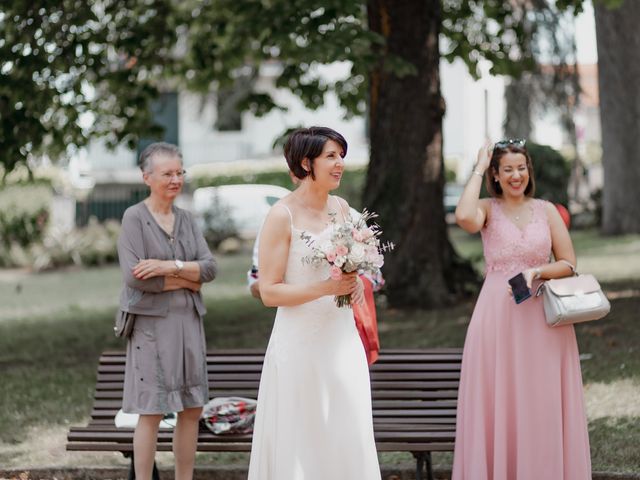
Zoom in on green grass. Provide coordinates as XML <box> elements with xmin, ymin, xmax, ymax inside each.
<box><xmin>1</xmin><ymin>228</ymin><xmax>640</xmax><ymax>471</ymax></box>
<box><xmin>589</xmin><ymin>417</ymin><xmax>640</xmax><ymax>473</ymax></box>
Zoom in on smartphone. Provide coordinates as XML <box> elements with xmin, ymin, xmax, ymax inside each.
<box><xmin>508</xmin><ymin>272</ymin><xmax>531</xmax><ymax>304</ymax></box>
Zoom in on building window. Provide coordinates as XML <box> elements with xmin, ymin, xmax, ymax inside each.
<box><xmin>137</xmin><ymin>91</ymin><xmax>179</xmax><ymax>158</ymax></box>
<box><xmin>215</xmin><ymin>74</ymin><xmax>254</xmax><ymax>132</ymax></box>
<box><xmin>215</xmin><ymin>87</ymin><xmax>243</xmax><ymax>132</ymax></box>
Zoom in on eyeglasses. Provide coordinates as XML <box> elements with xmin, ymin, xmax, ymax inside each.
<box><xmin>494</xmin><ymin>138</ymin><xmax>526</xmax><ymax>149</ymax></box>
<box><xmin>156</xmin><ymin>170</ymin><xmax>187</xmax><ymax>181</ymax></box>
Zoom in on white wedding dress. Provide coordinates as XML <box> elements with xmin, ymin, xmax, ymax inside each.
<box><xmin>248</xmin><ymin>202</ymin><xmax>381</xmax><ymax>480</ymax></box>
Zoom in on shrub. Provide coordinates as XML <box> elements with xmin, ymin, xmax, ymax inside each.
<box><xmin>79</xmin><ymin>219</ymin><xmax>121</xmax><ymax>266</ymax></box>
<box><xmin>0</xmin><ymin>242</ymin><xmax>32</xmax><ymax>268</ymax></box>
<box><xmin>0</xmin><ymin>217</ymin><xmax>120</xmax><ymax>271</ymax></box>
<box><xmin>30</xmin><ymin>218</ymin><xmax>120</xmax><ymax>271</ymax></box>
<box><xmin>0</xmin><ymin>184</ymin><xmax>52</xmax><ymax>248</ymax></box>
<box><xmin>528</xmin><ymin>143</ymin><xmax>571</xmax><ymax>206</ymax></box>
<box><xmin>201</xmin><ymin>193</ymin><xmax>239</xmax><ymax>249</ymax></box>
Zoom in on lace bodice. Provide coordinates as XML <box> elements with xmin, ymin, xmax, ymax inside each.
<box><xmin>481</xmin><ymin>198</ymin><xmax>551</xmax><ymax>275</ymax></box>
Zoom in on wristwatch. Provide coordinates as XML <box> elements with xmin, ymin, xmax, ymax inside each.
<box><xmin>174</xmin><ymin>259</ymin><xmax>184</xmax><ymax>276</ymax></box>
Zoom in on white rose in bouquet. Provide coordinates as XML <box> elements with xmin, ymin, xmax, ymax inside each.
<box><xmin>348</xmin><ymin>243</ymin><xmax>366</xmax><ymax>265</ymax></box>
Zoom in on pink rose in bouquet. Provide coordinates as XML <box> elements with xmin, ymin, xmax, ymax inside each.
<box><xmin>329</xmin><ymin>265</ymin><xmax>343</xmax><ymax>280</ymax></box>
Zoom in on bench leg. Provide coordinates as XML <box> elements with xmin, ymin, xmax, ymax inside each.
<box><xmin>413</xmin><ymin>452</ymin><xmax>434</xmax><ymax>480</ymax></box>
<box><xmin>425</xmin><ymin>452</ymin><xmax>434</xmax><ymax>480</ymax></box>
<box><xmin>126</xmin><ymin>452</ymin><xmax>160</xmax><ymax>480</ymax></box>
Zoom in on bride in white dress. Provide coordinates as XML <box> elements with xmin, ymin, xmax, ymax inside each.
<box><xmin>247</xmin><ymin>127</ymin><xmax>381</xmax><ymax>480</ymax></box>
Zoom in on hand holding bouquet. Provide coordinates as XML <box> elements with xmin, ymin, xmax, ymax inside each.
<box><xmin>303</xmin><ymin>210</ymin><xmax>393</xmax><ymax>308</ymax></box>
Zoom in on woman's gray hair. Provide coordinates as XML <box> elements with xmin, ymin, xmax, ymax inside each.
<box><xmin>138</xmin><ymin>142</ymin><xmax>183</xmax><ymax>173</ymax></box>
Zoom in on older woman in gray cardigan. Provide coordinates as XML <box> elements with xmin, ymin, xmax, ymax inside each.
<box><xmin>117</xmin><ymin>142</ymin><xmax>216</xmax><ymax>480</ymax></box>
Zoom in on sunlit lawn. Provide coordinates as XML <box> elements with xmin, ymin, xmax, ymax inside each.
<box><xmin>1</xmin><ymin>228</ymin><xmax>639</xmax><ymax>472</ymax></box>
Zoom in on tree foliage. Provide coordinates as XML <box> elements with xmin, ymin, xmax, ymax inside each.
<box><xmin>2</xmin><ymin>0</ymin><xmax>587</xmax><ymax>177</ymax></box>
<box><xmin>0</xmin><ymin>0</ymin><xmax>177</xmax><ymax>179</ymax></box>
<box><xmin>529</xmin><ymin>143</ymin><xmax>571</xmax><ymax>206</ymax></box>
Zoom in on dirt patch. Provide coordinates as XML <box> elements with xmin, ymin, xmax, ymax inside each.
<box><xmin>585</xmin><ymin>379</ymin><xmax>640</xmax><ymax>419</ymax></box>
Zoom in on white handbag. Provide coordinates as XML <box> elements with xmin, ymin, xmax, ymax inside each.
<box><xmin>536</xmin><ymin>261</ymin><xmax>611</xmax><ymax>327</ymax></box>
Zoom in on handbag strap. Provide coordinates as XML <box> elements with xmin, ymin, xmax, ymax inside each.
<box><xmin>558</xmin><ymin>259</ymin><xmax>577</xmax><ymax>276</ymax></box>
<box><xmin>534</xmin><ymin>259</ymin><xmax>578</xmax><ymax>298</ymax></box>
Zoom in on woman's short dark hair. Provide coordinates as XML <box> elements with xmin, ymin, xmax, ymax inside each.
<box><xmin>284</xmin><ymin>127</ymin><xmax>348</xmax><ymax>180</ymax></box>
<box><xmin>485</xmin><ymin>144</ymin><xmax>536</xmax><ymax>198</ymax></box>
<box><xmin>139</xmin><ymin>142</ymin><xmax>182</xmax><ymax>173</ymax></box>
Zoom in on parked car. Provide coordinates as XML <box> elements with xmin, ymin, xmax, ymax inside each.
<box><xmin>192</xmin><ymin>184</ymin><xmax>291</xmax><ymax>242</ymax></box>
<box><xmin>193</xmin><ymin>182</ymin><xmax>464</xmax><ymax>243</ymax></box>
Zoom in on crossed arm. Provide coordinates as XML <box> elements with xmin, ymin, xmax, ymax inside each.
<box><xmin>118</xmin><ymin>212</ymin><xmax>217</xmax><ymax>293</ymax></box>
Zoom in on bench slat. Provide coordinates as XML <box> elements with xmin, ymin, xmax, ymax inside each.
<box><xmin>96</xmin><ymin>372</ymin><xmax>461</xmax><ymax>382</ymax></box>
<box><xmin>98</xmin><ymin>362</ymin><xmax>463</xmax><ymax>373</ymax></box>
<box><xmin>91</xmin><ymin>399</ymin><xmax>458</xmax><ymax>410</ymax></box>
<box><xmin>93</xmin><ymin>390</ymin><xmax>459</xmax><ymax>401</ymax></box>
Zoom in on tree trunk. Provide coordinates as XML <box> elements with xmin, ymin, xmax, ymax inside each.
<box><xmin>594</xmin><ymin>0</ymin><xmax>640</xmax><ymax>234</ymax></box>
<box><xmin>504</xmin><ymin>73</ymin><xmax>534</xmax><ymax>139</ymax></box>
<box><xmin>364</xmin><ymin>0</ymin><xmax>477</xmax><ymax>309</ymax></box>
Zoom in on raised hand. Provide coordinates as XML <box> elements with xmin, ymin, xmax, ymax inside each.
<box><xmin>475</xmin><ymin>139</ymin><xmax>493</xmax><ymax>173</ymax></box>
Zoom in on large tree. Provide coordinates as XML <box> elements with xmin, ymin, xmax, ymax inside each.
<box><xmin>365</xmin><ymin>0</ymin><xmax>454</xmax><ymax>305</ymax></box>
<box><xmin>1</xmin><ymin>0</ymin><xmax>585</xmax><ymax>307</ymax></box>
<box><xmin>364</xmin><ymin>0</ymin><xmax>475</xmax><ymax>305</ymax></box>
<box><xmin>594</xmin><ymin>0</ymin><xmax>640</xmax><ymax>234</ymax></box>
<box><xmin>176</xmin><ymin>0</ymin><xmax>561</xmax><ymax>308</ymax></box>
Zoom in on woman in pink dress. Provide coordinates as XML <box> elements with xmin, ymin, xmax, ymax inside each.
<box><xmin>452</xmin><ymin>139</ymin><xmax>591</xmax><ymax>479</ymax></box>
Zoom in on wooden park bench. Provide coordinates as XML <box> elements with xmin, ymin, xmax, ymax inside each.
<box><xmin>67</xmin><ymin>348</ymin><xmax>462</xmax><ymax>480</ymax></box>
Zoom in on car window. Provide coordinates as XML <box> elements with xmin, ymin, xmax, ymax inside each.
<box><xmin>266</xmin><ymin>195</ymin><xmax>280</xmax><ymax>206</ymax></box>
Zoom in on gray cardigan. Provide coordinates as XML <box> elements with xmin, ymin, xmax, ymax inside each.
<box><xmin>117</xmin><ymin>202</ymin><xmax>217</xmax><ymax>316</ymax></box>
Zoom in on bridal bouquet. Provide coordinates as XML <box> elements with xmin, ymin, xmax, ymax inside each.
<box><xmin>302</xmin><ymin>210</ymin><xmax>394</xmax><ymax>308</ymax></box>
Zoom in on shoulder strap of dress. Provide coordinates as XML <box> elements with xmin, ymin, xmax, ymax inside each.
<box><xmin>276</xmin><ymin>203</ymin><xmax>294</xmax><ymax>227</ymax></box>
<box><xmin>332</xmin><ymin>195</ymin><xmax>348</xmax><ymax>221</ymax></box>
<box><xmin>535</xmin><ymin>198</ymin><xmax>550</xmax><ymax>224</ymax></box>
<box><xmin>484</xmin><ymin>198</ymin><xmax>498</xmax><ymax>227</ymax></box>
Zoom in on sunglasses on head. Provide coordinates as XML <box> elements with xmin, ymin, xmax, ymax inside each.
<box><xmin>493</xmin><ymin>138</ymin><xmax>526</xmax><ymax>149</ymax></box>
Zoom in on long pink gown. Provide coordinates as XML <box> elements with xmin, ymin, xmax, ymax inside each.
<box><xmin>452</xmin><ymin>198</ymin><xmax>591</xmax><ymax>480</ymax></box>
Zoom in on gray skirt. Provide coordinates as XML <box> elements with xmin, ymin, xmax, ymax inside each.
<box><xmin>122</xmin><ymin>289</ymin><xmax>209</xmax><ymax>414</ymax></box>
